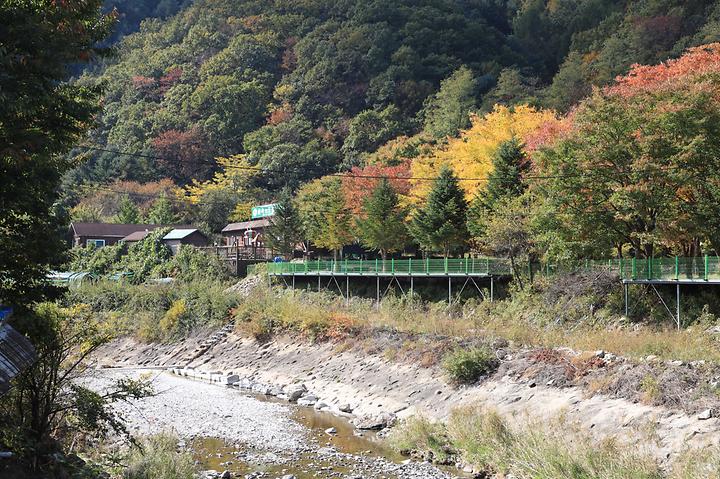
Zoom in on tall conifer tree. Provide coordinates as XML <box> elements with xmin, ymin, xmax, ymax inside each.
<box><xmin>356</xmin><ymin>179</ymin><xmax>408</xmax><ymax>261</ymax></box>
<box><xmin>266</xmin><ymin>188</ymin><xmax>304</xmax><ymax>259</ymax></box>
<box><xmin>409</xmin><ymin>166</ymin><xmax>468</xmax><ymax>257</ymax></box>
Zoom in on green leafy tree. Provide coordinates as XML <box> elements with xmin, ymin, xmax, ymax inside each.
<box><xmin>477</xmin><ymin>194</ymin><xmax>537</xmax><ymax>289</ymax></box>
<box><xmin>1</xmin><ymin>303</ymin><xmax>152</xmax><ymax>465</ymax></box>
<box><xmin>409</xmin><ymin>166</ymin><xmax>468</xmax><ymax>257</ymax></box>
<box><xmin>481</xmin><ymin>68</ymin><xmax>539</xmax><ymax>111</ymax></box>
<box><xmin>0</xmin><ymin>0</ymin><xmax>113</xmax><ymax>307</ymax></box>
<box><xmin>114</xmin><ymin>195</ymin><xmax>141</xmax><ymax>224</ymax></box>
<box><xmin>147</xmin><ymin>193</ymin><xmax>179</xmax><ymax>224</ymax></box>
<box><xmin>423</xmin><ymin>66</ymin><xmax>477</xmax><ymax>139</ymax></box>
<box><xmin>297</xmin><ymin>177</ymin><xmax>353</xmax><ymax>261</ymax></box>
<box><xmin>355</xmin><ymin>179</ymin><xmax>408</xmax><ymax>261</ymax></box>
<box><xmin>265</xmin><ymin>188</ymin><xmax>304</xmax><ymax>259</ymax></box>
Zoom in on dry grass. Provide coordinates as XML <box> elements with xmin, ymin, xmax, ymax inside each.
<box><xmin>390</xmin><ymin>406</ymin><xmax>666</xmax><ymax>479</ymax></box>
<box><xmin>232</xmin><ymin>285</ymin><xmax>720</xmax><ymax>364</ymax></box>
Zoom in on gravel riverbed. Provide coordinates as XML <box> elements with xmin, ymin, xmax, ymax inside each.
<box><xmin>86</xmin><ymin>369</ymin><xmax>458</xmax><ymax>479</ymax></box>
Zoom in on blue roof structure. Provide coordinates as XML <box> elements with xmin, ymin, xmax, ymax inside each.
<box><xmin>163</xmin><ymin>229</ymin><xmax>198</xmax><ymax>240</ymax></box>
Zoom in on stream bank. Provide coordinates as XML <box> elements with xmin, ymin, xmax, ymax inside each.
<box><xmin>94</xmin><ymin>330</ymin><xmax>720</xmax><ymax>470</ymax></box>
<box><xmin>87</xmin><ymin>369</ymin><xmax>457</xmax><ymax>479</ymax></box>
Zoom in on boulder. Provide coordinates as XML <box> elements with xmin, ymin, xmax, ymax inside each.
<box><xmin>297</xmin><ymin>395</ymin><xmax>318</xmax><ymax>407</ymax></box>
<box><xmin>338</xmin><ymin>403</ymin><xmax>353</xmax><ymax>413</ymax></box>
<box><xmin>699</xmin><ymin>409</ymin><xmax>714</xmax><ymax>420</ymax></box>
<box><xmin>283</xmin><ymin>383</ymin><xmax>307</xmax><ymax>402</ymax></box>
<box><xmin>353</xmin><ymin>412</ymin><xmax>396</xmax><ymax>430</ymax></box>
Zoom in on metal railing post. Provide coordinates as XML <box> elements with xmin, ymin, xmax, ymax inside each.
<box><xmin>675</xmin><ymin>256</ymin><xmax>679</xmax><ymax>281</ymax></box>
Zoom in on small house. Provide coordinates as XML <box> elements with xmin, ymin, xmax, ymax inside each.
<box><xmin>221</xmin><ymin>218</ymin><xmax>271</xmax><ymax>248</ymax></box>
<box><xmin>69</xmin><ymin>222</ymin><xmax>162</xmax><ymax>248</ymax></box>
<box><xmin>162</xmin><ymin>228</ymin><xmax>208</xmax><ymax>254</ymax></box>
<box><xmin>120</xmin><ymin>229</ymin><xmax>153</xmax><ymax>244</ymax></box>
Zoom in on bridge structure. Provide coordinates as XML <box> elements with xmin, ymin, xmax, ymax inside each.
<box><xmin>252</xmin><ymin>255</ymin><xmax>720</xmax><ymax>327</ymax></box>
<box><xmin>255</xmin><ymin>258</ymin><xmax>515</xmax><ymax>304</ymax></box>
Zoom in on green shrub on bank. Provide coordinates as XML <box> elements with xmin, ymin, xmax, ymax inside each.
<box><xmin>388</xmin><ymin>416</ymin><xmax>453</xmax><ymax>464</ymax></box>
<box><xmin>65</xmin><ymin>280</ymin><xmax>238</xmax><ymax>341</ymax></box>
<box><xmin>68</xmin><ymin>228</ymin><xmax>228</xmax><ymax>283</ymax></box>
<box><xmin>123</xmin><ymin>433</ymin><xmax>196</xmax><ymax>479</ymax></box>
<box><xmin>441</xmin><ymin>347</ymin><xmax>497</xmax><ymax>384</ymax></box>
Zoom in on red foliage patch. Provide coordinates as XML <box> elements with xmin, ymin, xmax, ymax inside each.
<box><xmin>341</xmin><ymin>162</ymin><xmax>412</xmax><ymax>214</ymax></box>
<box><xmin>607</xmin><ymin>43</ymin><xmax>720</xmax><ymax>97</ymax></box>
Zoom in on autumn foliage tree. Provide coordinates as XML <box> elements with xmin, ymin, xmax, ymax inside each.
<box><xmin>411</xmin><ymin>105</ymin><xmax>558</xmax><ymax>202</ymax></box>
<box><xmin>341</xmin><ymin>162</ymin><xmax>412</xmax><ymax>214</ymax></box>
<box><xmin>536</xmin><ymin>43</ymin><xmax>720</xmax><ymax>258</ymax></box>
<box><xmin>152</xmin><ymin>126</ymin><xmax>212</xmax><ymax>184</ymax></box>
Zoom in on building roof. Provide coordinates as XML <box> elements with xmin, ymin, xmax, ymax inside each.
<box><xmin>71</xmin><ymin>222</ymin><xmax>161</xmax><ymax>238</ymax></box>
<box><xmin>222</xmin><ymin>218</ymin><xmax>271</xmax><ymax>233</ymax></box>
<box><xmin>121</xmin><ymin>230</ymin><xmax>152</xmax><ymax>242</ymax></box>
<box><xmin>163</xmin><ymin>228</ymin><xmax>203</xmax><ymax>240</ymax></box>
<box><xmin>0</xmin><ymin>324</ymin><xmax>36</xmax><ymax>396</ymax></box>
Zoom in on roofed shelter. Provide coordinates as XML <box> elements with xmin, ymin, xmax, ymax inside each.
<box><xmin>70</xmin><ymin>222</ymin><xmax>163</xmax><ymax>248</ymax></box>
<box><xmin>162</xmin><ymin>228</ymin><xmax>208</xmax><ymax>254</ymax></box>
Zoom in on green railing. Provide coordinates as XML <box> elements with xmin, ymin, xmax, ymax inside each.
<box><xmin>252</xmin><ymin>255</ymin><xmax>720</xmax><ymax>281</ymax></box>
<box><xmin>257</xmin><ymin>257</ymin><xmax>513</xmax><ymax>276</ymax></box>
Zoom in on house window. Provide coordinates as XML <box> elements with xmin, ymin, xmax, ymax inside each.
<box><xmin>86</xmin><ymin>239</ymin><xmax>106</xmax><ymax>248</ymax></box>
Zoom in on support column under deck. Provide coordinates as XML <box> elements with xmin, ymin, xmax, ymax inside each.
<box><xmin>676</xmin><ymin>283</ymin><xmax>681</xmax><ymax>330</ymax></box>
<box><xmin>376</xmin><ymin>275</ymin><xmax>380</xmax><ymax>309</ymax></box>
<box><xmin>624</xmin><ymin>282</ymin><xmax>629</xmax><ymax>317</ymax></box>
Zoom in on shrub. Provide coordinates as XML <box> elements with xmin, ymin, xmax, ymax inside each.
<box><xmin>441</xmin><ymin>346</ymin><xmax>498</xmax><ymax>384</ymax></box>
<box><xmin>388</xmin><ymin>416</ymin><xmax>453</xmax><ymax>464</ymax></box>
<box><xmin>160</xmin><ymin>299</ymin><xmax>187</xmax><ymax>336</ymax></box>
<box><xmin>123</xmin><ymin>433</ymin><xmax>196</xmax><ymax>479</ymax></box>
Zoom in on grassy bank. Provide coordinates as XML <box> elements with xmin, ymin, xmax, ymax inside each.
<box><xmin>388</xmin><ymin>407</ymin><xmax>720</xmax><ymax>479</ymax></box>
<box><xmin>64</xmin><ymin>269</ymin><xmax>720</xmax><ymax>363</ymax></box>
<box><xmin>64</xmin><ymin>280</ymin><xmax>238</xmax><ymax>342</ymax></box>
<box><xmin>231</xmin><ymin>277</ymin><xmax>720</xmax><ymax>364</ymax></box>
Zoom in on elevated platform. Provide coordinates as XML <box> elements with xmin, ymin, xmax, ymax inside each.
<box><xmin>262</xmin><ymin>258</ymin><xmax>513</xmax><ymax>278</ymax></box>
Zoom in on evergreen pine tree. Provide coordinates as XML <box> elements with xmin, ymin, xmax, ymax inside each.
<box><xmin>482</xmin><ymin>138</ymin><xmax>528</xmax><ymax>210</ymax></box>
<box><xmin>265</xmin><ymin>188</ymin><xmax>304</xmax><ymax>259</ymax></box>
<box><xmin>146</xmin><ymin>194</ymin><xmax>178</xmax><ymax>225</ymax></box>
<box><xmin>115</xmin><ymin>195</ymin><xmax>141</xmax><ymax>224</ymax></box>
<box><xmin>467</xmin><ymin>138</ymin><xmax>528</xmax><ymax>240</ymax></box>
<box><xmin>356</xmin><ymin>179</ymin><xmax>408</xmax><ymax>261</ymax></box>
<box><xmin>409</xmin><ymin>165</ymin><xmax>468</xmax><ymax>257</ymax></box>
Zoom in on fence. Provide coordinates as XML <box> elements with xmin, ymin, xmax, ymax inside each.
<box><xmin>253</xmin><ymin>256</ymin><xmax>720</xmax><ymax>281</ymax></box>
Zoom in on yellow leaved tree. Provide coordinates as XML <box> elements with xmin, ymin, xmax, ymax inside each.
<box><xmin>410</xmin><ymin>105</ymin><xmax>558</xmax><ymax>202</ymax></box>
<box><xmin>177</xmin><ymin>155</ymin><xmax>256</xmax><ymax>205</ymax></box>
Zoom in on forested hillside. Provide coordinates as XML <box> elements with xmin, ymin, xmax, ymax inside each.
<box><xmin>68</xmin><ymin>0</ymin><xmax>720</xmax><ymax>190</ymax></box>
<box><xmin>63</xmin><ymin>0</ymin><xmax>720</xmax><ymax>261</ymax></box>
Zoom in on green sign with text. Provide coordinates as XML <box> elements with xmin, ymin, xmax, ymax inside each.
<box><xmin>251</xmin><ymin>203</ymin><xmax>277</xmax><ymax>219</ymax></box>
